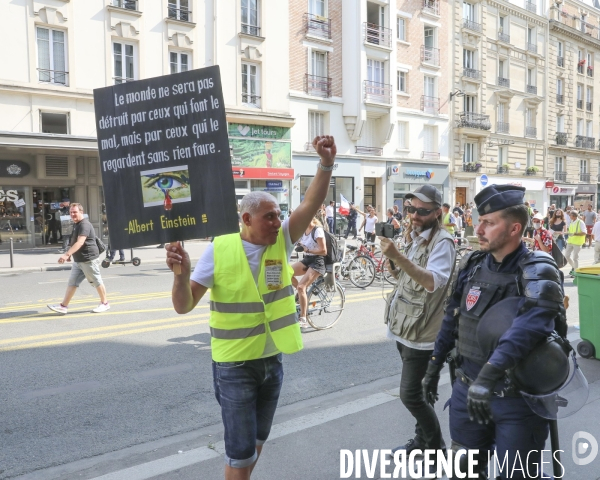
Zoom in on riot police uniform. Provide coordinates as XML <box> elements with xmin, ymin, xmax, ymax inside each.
<box><xmin>423</xmin><ymin>185</ymin><xmax>566</xmax><ymax>479</ymax></box>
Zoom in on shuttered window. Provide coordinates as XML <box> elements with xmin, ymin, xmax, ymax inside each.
<box><xmin>45</xmin><ymin>157</ymin><xmax>69</xmax><ymax>177</ymax></box>
<box><xmin>308</xmin><ymin>111</ymin><xmax>325</xmax><ymax>140</ymax></box>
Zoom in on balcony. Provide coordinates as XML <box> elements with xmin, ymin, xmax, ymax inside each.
<box><xmin>577</xmin><ymin>99</ymin><xmax>584</xmax><ymax>109</ymax></box>
<box><xmin>463</xmin><ymin>18</ymin><xmax>482</xmax><ymax>33</ymax></box>
<box><xmin>555</xmin><ymin>171</ymin><xmax>567</xmax><ymax>182</ymax></box>
<box><xmin>556</xmin><ymin>94</ymin><xmax>564</xmax><ymax>104</ymax></box>
<box><xmin>112</xmin><ymin>0</ymin><xmax>137</xmax><ymax>10</ymax></box>
<box><xmin>587</xmin><ymin>102</ymin><xmax>594</xmax><ymax>112</ymax></box>
<box><xmin>422</xmin><ymin>0</ymin><xmax>440</xmax><ymax>16</ymax></box>
<box><xmin>463</xmin><ymin>68</ymin><xmax>482</xmax><ymax>81</ymax></box>
<box><xmin>557</xmin><ymin>56</ymin><xmax>564</xmax><ymax>67</ymax></box>
<box><xmin>497</xmin><ymin>166</ymin><xmax>509</xmax><ymax>174</ymax></box>
<box><xmin>38</xmin><ymin>68</ymin><xmax>68</xmax><ymax>85</ymax></box>
<box><xmin>498</xmin><ymin>32</ymin><xmax>510</xmax><ymax>43</ymax></box>
<box><xmin>497</xmin><ymin>122</ymin><xmax>510</xmax><ymax>134</ymax></box>
<box><xmin>420</xmin><ymin>95</ymin><xmax>439</xmax><ymax>114</ymax></box>
<box><xmin>580</xmin><ymin>173</ymin><xmax>591</xmax><ymax>182</ymax></box>
<box><xmin>422</xmin><ymin>151</ymin><xmax>440</xmax><ymax>160</ymax></box>
<box><xmin>498</xmin><ymin>77</ymin><xmax>510</xmax><ymax>88</ymax></box>
<box><xmin>578</xmin><ymin>64</ymin><xmax>585</xmax><ymax>75</ymax></box>
<box><xmin>526</xmin><ymin>167</ymin><xmax>539</xmax><ymax>176</ymax></box>
<box><xmin>588</xmin><ymin>67</ymin><xmax>594</xmax><ymax>77</ymax></box>
<box><xmin>526</xmin><ymin>1</ymin><xmax>537</xmax><ymax>13</ymax></box>
<box><xmin>305</xmin><ymin>74</ymin><xmax>332</xmax><ymax>98</ymax></box>
<box><xmin>457</xmin><ymin>112</ymin><xmax>491</xmax><ymax>130</ymax></box>
<box><xmin>241</xmin><ymin>23</ymin><xmax>261</xmax><ymax>36</ymax></box>
<box><xmin>421</xmin><ymin>46</ymin><xmax>440</xmax><ymax>66</ymax></box>
<box><xmin>576</xmin><ymin>135</ymin><xmax>595</xmax><ymax>149</ymax></box>
<box><xmin>527</xmin><ymin>85</ymin><xmax>537</xmax><ymax>95</ymax></box>
<box><xmin>241</xmin><ymin>93</ymin><xmax>261</xmax><ymax>107</ymax></box>
<box><xmin>355</xmin><ymin>146</ymin><xmax>383</xmax><ymax>156</ymax></box>
<box><xmin>168</xmin><ymin>5</ymin><xmax>191</xmax><ymax>22</ymax></box>
<box><xmin>527</xmin><ymin>43</ymin><xmax>538</xmax><ymax>54</ymax></box>
<box><xmin>113</xmin><ymin>76</ymin><xmax>134</xmax><ymax>85</ymax></box>
<box><xmin>364</xmin><ymin>23</ymin><xmax>392</xmax><ymax>48</ymax></box>
<box><xmin>304</xmin><ymin>13</ymin><xmax>331</xmax><ymax>39</ymax></box>
<box><xmin>363</xmin><ymin>80</ymin><xmax>392</xmax><ymax>104</ymax></box>
<box><xmin>556</xmin><ymin>132</ymin><xmax>568</xmax><ymax>145</ymax></box>
<box><xmin>462</xmin><ymin>163</ymin><xmax>481</xmax><ymax>172</ymax></box>
<box><xmin>525</xmin><ymin>126</ymin><xmax>537</xmax><ymax>138</ymax></box>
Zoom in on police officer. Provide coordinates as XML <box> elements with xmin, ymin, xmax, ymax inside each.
<box><xmin>422</xmin><ymin>185</ymin><xmax>565</xmax><ymax>479</ymax></box>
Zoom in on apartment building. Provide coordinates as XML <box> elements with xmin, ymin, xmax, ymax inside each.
<box><xmin>450</xmin><ymin>0</ymin><xmax>549</xmax><ymax>209</ymax></box>
<box><xmin>0</xmin><ymin>0</ymin><xmax>292</xmax><ymax>249</ymax></box>
<box><xmin>547</xmin><ymin>0</ymin><xmax>600</xmax><ymax>210</ymax></box>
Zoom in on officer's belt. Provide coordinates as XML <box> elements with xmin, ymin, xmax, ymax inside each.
<box><xmin>454</xmin><ymin>368</ymin><xmax>521</xmax><ymax>398</ymax></box>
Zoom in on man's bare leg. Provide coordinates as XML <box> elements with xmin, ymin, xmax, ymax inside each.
<box><xmin>96</xmin><ymin>284</ymin><xmax>108</xmax><ymax>304</ymax></box>
<box><xmin>61</xmin><ymin>286</ymin><xmax>78</xmax><ymax>307</ymax></box>
<box><xmin>224</xmin><ymin>445</ymin><xmax>263</xmax><ymax>480</ymax></box>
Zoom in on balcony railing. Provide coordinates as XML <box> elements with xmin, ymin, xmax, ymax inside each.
<box><xmin>422</xmin><ymin>151</ymin><xmax>440</xmax><ymax>160</ymax></box>
<box><xmin>498</xmin><ymin>77</ymin><xmax>510</xmax><ymax>88</ymax></box>
<box><xmin>588</xmin><ymin>67</ymin><xmax>594</xmax><ymax>77</ymax></box>
<box><xmin>557</xmin><ymin>56</ymin><xmax>564</xmax><ymax>67</ymax></box>
<box><xmin>304</xmin><ymin>13</ymin><xmax>331</xmax><ymax>39</ymax></box>
<box><xmin>421</xmin><ymin>45</ymin><xmax>440</xmax><ymax>66</ymax></box>
<box><xmin>576</xmin><ymin>135</ymin><xmax>595</xmax><ymax>149</ymax></box>
<box><xmin>457</xmin><ymin>112</ymin><xmax>491</xmax><ymax>130</ymax></box>
<box><xmin>556</xmin><ymin>132</ymin><xmax>568</xmax><ymax>145</ymax></box>
<box><xmin>363</xmin><ymin>80</ymin><xmax>392</xmax><ymax>104</ymax></box>
<box><xmin>355</xmin><ymin>146</ymin><xmax>383</xmax><ymax>156</ymax></box>
<box><xmin>497</xmin><ymin>166</ymin><xmax>509</xmax><ymax>174</ymax></box>
<box><xmin>526</xmin><ymin>1</ymin><xmax>537</xmax><ymax>13</ymax></box>
<box><xmin>527</xmin><ymin>43</ymin><xmax>538</xmax><ymax>54</ymax></box>
<box><xmin>421</xmin><ymin>95</ymin><xmax>439</xmax><ymax>114</ymax></box>
<box><xmin>422</xmin><ymin>0</ymin><xmax>440</xmax><ymax>16</ymax></box>
<box><xmin>463</xmin><ymin>163</ymin><xmax>481</xmax><ymax>172</ymax></box>
<box><xmin>587</xmin><ymin>102</ymin><xmax>593</xmax><ymax>112</ymax></box>
<box><xmin>241</xmin><ymin>23</ymin><xmax>261</xmax><ymax>36</ymax></box>
<box><xmin>498</xmin><ymin>32</ymin><xmax>510</xmax><ymax>43</ymax></box>
<box><xmin>578</xmin><ymin>64</ymin><xmax>585</xmax><ymax>74</ymax></box>
<box><xmin>577</xmin><ymin>99</ymin><xmax>584</xmax><ymax>109</ymax></box>
<box><xmin>497</xmin><ymin>122</ymin><xmax>510</xmax><ymax>133</ymax></box>
<box><xmin>112</xmin><ymin>0</ymin><xmax>137</xmax><ymax>10</ymax></box>
<box><xmin>463</xmin><ymin>18</ymin><xmax>482</xmax><ymax>33</ymax></box>
<box><xmin>364</xmin><ymin>23</ymin><xmax>392</xmax><ymax>48</ymax></box>
<box><xmin>525</xmin><ymin>126</ymin><xmax>537</xmax><ymax>138</ymax></box>
<box><xmin>168</xmin><ymin>6</ymin><xmax>191</xmax><ymax>22</ymax></box>
<box><xmin>305</xmin><ymin>74</ymin><xmax>332</xmax><ymax>98</ymax></box>
<box><xmin>580</xmin><ymin>173</ymin><xmax>591</xmax><ymax>182</ymax></box>
<box><xmin>556</xmin><ymin>94</ymin><xmax>564</xmax><ymax>104</ymax></box>
<box><xmin>463</xmin><ymin>68</ymin><xmax>482</xmax><ymax>80</ymax></box>
<box><xmin>555</xmin><ymin>171</ymin><xmax>567</xmax><ymax>182</ymax></box>
<box><xmin>38</xmin><ymin>68</ymin><xmax>68</xmax><ymax>85</ymax></box>
<box><xmin>113</xmin><ymin>76</ymin><xmax>134</xmax><ymax>85</ymax></box>
<box><xmin>241</xmin><ymin>93</ymin><xmax>261</xmax><ymax>107</ymax></box>
<box><xmin>527</xmin><ymin>85</ymin><xmax>537</xmax><ymax>95</ymax></box>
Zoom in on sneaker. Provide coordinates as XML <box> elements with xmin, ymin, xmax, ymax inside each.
<box><xmin>92</xmin><ymin>302</ymin><xmax>110</xmax><ymax>313</ymax></box>
<box><xmin>391</xmin><ymin>438</ymin><xmax>425</xmax><ymax>455</ymax></box>
<box><xmin>298</xmin><ymin>317</ymin><xmax>310</xmax><ymax>329</ymax></box>
<box><xmin>48</xmin><ymin>304</ymin><xmax>68</xmax><ymax>315</ymax></box>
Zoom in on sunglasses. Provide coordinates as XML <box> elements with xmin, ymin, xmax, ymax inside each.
<box><xmin>407</xmin><ymin>206</ymin><xmax>435</xmax><ymax>216</ymax></box>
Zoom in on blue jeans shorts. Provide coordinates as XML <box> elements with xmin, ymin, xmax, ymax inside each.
<box><xmin>212</xmin><ymin>353</ymin><xmax>284</xmax><ymax>468</ymax></box>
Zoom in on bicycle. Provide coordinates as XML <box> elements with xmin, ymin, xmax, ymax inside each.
<box><xmin>296</xmin><ymin>271</ymin><xmax>345</xmax><ymax>330</ymax></box>
<box><xmin>345</xmin><ymin>238</ymin><xmax>397</xmax><ymax>287</ymax></box>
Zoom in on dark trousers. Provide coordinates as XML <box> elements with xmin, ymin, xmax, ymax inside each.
<box><xmin>344</xmin><ymin>221</ymin><xmax>357</xmax><ymax>239</ymax></box>
<box><xmin>396</xmin><ymin>342</ymin><xmax>444</xmax><ymax>449</ymax></box>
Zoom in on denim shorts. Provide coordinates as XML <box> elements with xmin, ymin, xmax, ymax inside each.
<box><xmin>212</xmin><ymin>353</ymin><xmax>284</xmax><ymax>468</ymax></box>
<box><xmin>68</xmin><ymin>258</ymin><xmax>103</xmax><ymax>288</ymax></box>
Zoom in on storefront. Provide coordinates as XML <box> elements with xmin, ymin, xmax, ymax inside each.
<box><xmin>386</xmin><ymin>162</ymin><xmax>450</xmax><ymax>209</ymax></box>
<box><xmin>549</xmin><ymin>185</ymin><xmax>578</xmax><ymax>211</ymax></box>
<box><xmin>573</xmin><ymin>184</ymin><xmax>597</xmax><ymax>210</ymax></box>
<box><xmin>477</xmin><ymin>176</ymin><xmax>548</xmax><ymax>212</ymax></box>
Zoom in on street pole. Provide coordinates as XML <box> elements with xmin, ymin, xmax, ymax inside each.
<box><xmin>10</xmin><ymin>237</ymin><xmax>14</xmax><ymax>268</ymax></box>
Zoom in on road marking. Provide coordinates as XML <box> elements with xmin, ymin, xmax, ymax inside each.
<box><xmin>38</xmin><ymin>276</ymin><xmax>120</xmax><ymax>284</ymax></box>
<box><xmin>22</xmin><ymin>381</ymin><xmax>102</xmax><ymax>401</ymax></box>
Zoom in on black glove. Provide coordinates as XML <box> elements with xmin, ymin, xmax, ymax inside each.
<box><xmin>422</xmin><ymin>361</ymin><xmax>444</xmax><ymax>406</ymax></box>
<box><xmin>467</xmin><ymin>363</ymin><xmax>505</xmax><ymax>425</ymax></box>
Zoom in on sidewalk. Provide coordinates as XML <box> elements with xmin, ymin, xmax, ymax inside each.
<box><xmin>0</xmin><ymin>240</ymin><xmax>212</xmax><ymax>274</ymax></box>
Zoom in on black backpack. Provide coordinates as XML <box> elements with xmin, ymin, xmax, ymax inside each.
<box><xmin>311</xmin><ymin>227</ymin><xmax>340</xmax><ymax>265</ymax></box>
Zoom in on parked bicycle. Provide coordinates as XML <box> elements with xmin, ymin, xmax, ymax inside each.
<box><xmin>295</xmin><ymin>271</ymin><xmax>345</xmax><ymax>330</ymax></box>
<box><xmin>342</xmin><ymin>238</ymin><xmax>398</xmax><ymax>288</ymax></box>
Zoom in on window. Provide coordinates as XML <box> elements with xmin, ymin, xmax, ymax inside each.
<box><xmin>113</xmin><ymin>0</ymin><xmax>137</xmax><ymax>9</ymax></box>
<box><xmin>170</xmin><ymin>52</ymin><xmax>189</xmax><ymax>74</ymax></box>
<box><xmin>588</xmin><ymin>52</ymin><xmax>593</xmax><ymax>67</ymax></box>
<box><xmin>558</xmin><ymin>42</ymin><xmax>563</xmax><ymax>57</ymax></box>
<box><xmin>463</xmin><ymin>142</ymin><xmax>475</xmax><ymax>163</ymax></box>
<box><xmin>424</xmin><ymin>26</ymin><xmax>435</xmax><ymax>47</ymax></box>
<box><xmin>527</xmin><ymin>27</ymin><xmax>534</xmax><ymax>44</ymax></box>
<box><xmin>587</xmin><ymin>120</ymin><xmax>593</xmax><ymax>137</ymax></box>
<box><xmin>463</xmin><ymin>49</ymin><xmax>475</xmax><ymax>69</ymax></box>
<box><xmin>580</xmin><ymin>159</ymin><xmax>588</xmax><ymax>173</ymax></box>
<box><xmin>527</xmin><ymin>150</ymin><xmax>534</xmax><ymax>168</ymax></box>
<box><xmin>367</xmin><ymin>59</ymin><xmax>385</xmax><ymax>83</ymax></box>
<box><xmin>311</xmin><ymin>50</ymin><xmax>327</xmax><ymax>77</ymax></box>
<box><xmin>464</xmin><ymin>95</ymin><xmax>476</xmax><ymax>112</ymax></box>
<box><xmin>37</xmin><ymin>27</ymin><xmax>67</xmax><ymax>85</ymax></box>
<box><xmin>241</xmin><ymin>63</ymin><xmax>259</xmax><ymax>106</ymax></box>
<box><xmin>499</xmin><ymin>15</ymin><xmax>506</xmax><ymax>33</ymax></box>
<box><xmin>241</xmin><ymin>0</ymin><xmax>260</xmax><ymax>36</ymax></box>
<box><xmin>168</xmin><ymin>0</ymin><xmax>190</xmax><ymax>22</ymax></box>
<box><xmin>308</xmin><ymin>111</ymin><xmax>325</xmax><ymax>140</ymax></box>
<box><xmin>308</xmin><ymin>0</ymin><xmax>326</xmax><ymax>16</ymax></box>
<box><xmin>577</xmin><ymin>84</ymin><xmax>583</xmax><ymax>101</ymax></box>
<box><xmin>397</xmin><ymin>71</ymin><xmax>407</xmax><ymax>93</ymax></box>
<box><xmin>527</xmin><ymin>68</ymin><xmax>534</xmax><ymax>86</ymax></box>
<box><xmin>557</xmin><ymin>78</ymin><xmax>563</xmax><ymax>94</ymax></box>
<box><xmin>424</xmin><ymin>76</ymin><xmax>436</xmax><ymax>97</ymax></box>
<box><xmin>397</xmin><ymin>17</ymin><xmax>406</xmax><ymax>41</ymax></box>
<box><xmin>498</xmin><ymin>59</ymin><xmax>505</xmax><ymax>77</ymax></box>
<box><xmin>555</xmin><ymin>157</ymin><xmax>564</xmax><ymax>172</ymax></box>
<box><xmin>587</xmin><ymin>87</ymin><xmax>593</xmax><ymax>102</ymax></box>
<box><xmin>397</xmin><ymin>121</ymin><xmax>408</xmax><ymax>149</ymax></box>
<box><xmin>40</xmin><ymin>112</ymin><xmax>69</xmax><ymax>134</ymax></box>
<box><xmin>526</xmin><ymin>108</ymin><xmax>534</xmax><ymax>127</ymax></box>
<box><xmin>498</xmin><ymin>146</ymin><xmax>507</xmax><ymax>166</ymax></box>
<box><xmin>463</xmin><ymin>2</ymin><xmax>475</xmax><ymax>21</ymax></box>
<box><xmin>557</xmin><ymin>115</ymin><xmax>564</xmax><ymax>132</ymax></box>
<box><xmin>497</xmin><ymin>103</ymin><xmax>506</xmax><ymax>123</ymax></box>
<box><xmin>577</xmin><ymin>118</ymin><xmax>583</xmax><ymax>135</ymax></box>
<box><xmin>423</xmin><ymin>125</ymin><xmax>436</xmax><ymax>152</ymax></box>
<box><xmin>113</xmin><ymin>42</ymin><xmax>134</xmax><ymax>84</ymax></box>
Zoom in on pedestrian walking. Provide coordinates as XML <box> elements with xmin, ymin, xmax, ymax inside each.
<box><xmin>583</xmin><ymin>204</ymin><xmax>597</xmax><ymax>248</ymax></box>
<box><xmin>565</xmin><ymin>210</ymin><xmax>587</xmax><ymax>276</ymax></box>
<box><xmin>592</xmin><ymin>215</ymin><xmax>600</xmax><ymax>264</ymax></box>
<box><xmin>166</xmin><ymin>135</ymin><xmax>337</xmax><ymax>480</ymax></box>
<box><xmin>359</xmin><ymin>205</ymin><xmax>378</xmax><ymax>250</ymax></box>
<box><xmin>442</xmin><ymin>203</ymin><xmax>456</xmax><ymax>235</ymax></box>
<box><xmin>386</xmin><ymin>208</ymin><xmax>401</xmax><ymax>236</ymax></box>
<box><xmin>464</xmin><ymin>208</ymin><xmax>474</xmax><ymax>237</ymax></box>
<box><xmin>47</xmin><ymin>203</ymin><xmax>109</xmax><ymax>314</ymax></box>
<box><xmin>423</xmin><ymin>185</ymin><xmax>566</xmax><ymax>478</ymax></box>
<box><xmin>57</xmin><ymin>199</ymin><xmax>71</xmax><ymax>253</ymax></box>
<box><xmin>549</xmin><ymin>209</ymin><xmax>567</xmax><ymax>251</ymax></box>
<box><xmin>344</xmin><ymin>203</ymin><xmax>360</xmax><ymax>239</ymax></box>
<box><xmin>325</xmin><ymin>200</ymin><xmax>335</xmax><ymax>233</ymax></box>
<box><xmin>380</xmin><ymin>185</ymin><xmax>456</xmax><ymax>456</ymax></box>
<box><xmin>523</xmin><ymin>213</ymin><xmax>553</xmax><ymax>253</ymax></box>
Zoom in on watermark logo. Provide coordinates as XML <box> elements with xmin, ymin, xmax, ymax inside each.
<box><xmin>572</xmin><ymin>431</ymin><xmax>598</xmax><ymax>466</ymax></box>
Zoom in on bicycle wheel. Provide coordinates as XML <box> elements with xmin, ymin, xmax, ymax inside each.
<box><xmin>306</xmin><ymin>280</ymin><xmax>345</xmax><ymax>330</ymax></box>
<box><xmin>348</xmin><ymin>255</ymin><xmax>375</xmax><ymax>288</ymax></box>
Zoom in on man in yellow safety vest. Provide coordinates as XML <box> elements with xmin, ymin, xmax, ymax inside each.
<box><xmin>442</xmin><ymin>203</ymin><xmax>456</xmax><ymax>235</ymax></box>
<box><xmin>167</xmin><ymin>136</ymin><xmax>337</xmax><ymax>480</ymax></box>
<box><xmin>565</xmin><ymin>209</ymin><xmax>587</xmax><ymax>277</ymax></box>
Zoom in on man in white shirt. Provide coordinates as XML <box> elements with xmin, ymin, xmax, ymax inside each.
<box><xmin>592</xmin><ymin>215</ymin><xmax>600</xmax><ymax>264</ymax></box>
<box><xmin>325</xmin><ymin>201</ymin><xmax>335</xmax><ymax>233</ymax></box>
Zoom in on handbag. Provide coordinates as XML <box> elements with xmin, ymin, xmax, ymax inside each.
<box><xmin>551</xmin><ymin>241</ymin><xmax>567</xmax><ymax>268</ymax></box>
<box><xmin>95</xmin><ymin>236</ymin><xmax>107</xmax><ymax>254</ymax></box>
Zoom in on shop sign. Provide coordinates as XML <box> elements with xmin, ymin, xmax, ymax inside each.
<box><xmin>266</xmin><ymin>180</ymin><xmax>283</xmax><ymax>188</ymax></box>
<box><xmin>551</xmin><ymin>186</ymin><xmax>577</xmax><ymax>196</ymax></box>
<box><xmin>577</xmin><ymin>184</ymin><xmax>597</xmax><ymax>194</ymax></box>
<box><xmin>14</xmin><ymin>198</ymin><xmax>26</xmax><ymax>208</ymax></box>
<box><xmin>545</xmin><ymin>181</ymin><xmax>554</xmax><ymax>188</ymax></box>
<box><xmin>228</xmin><ymin>123</ymin><xmax>291</xmax><ymax>140</ymax></box>
<box><xmin>230</xmin><ymin>138</ymin><xmax>291</xmax><ymax>168</ymax></box>
<box><xmin>0</xmin><ymin>189</ymin><xmax>19</xmax><ymax>202</ymax></box>
<box><xmin>480</xmin><ymin>174</ymin><xmax>488</xmax><ymax>186</ymax></box>
<box><xmin>405</xmin><ymin>169</ymin><xmax>435</xmax><ymax>179</ymax></box>
<box><xmin>232</xmin><ymin>167</ymin><xmax>294</xmax><ymax>179</ymax></box>
<box><xmin>263</xmin><ymin>188</ymin><xmax>288</xmax><ymax>193</ymax></box>
<box><xmin>0</xmin><ymin>160</ymin><xmax>31</xmax><ymax>177</ymax></box>
<box><xmin>390</xmin><ymin>165</ymin><xmax>399</xmax><ymax>176</ymax></box>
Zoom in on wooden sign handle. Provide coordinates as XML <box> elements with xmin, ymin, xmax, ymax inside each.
<box><xmin>170</xmin><ymin>242</ymin><xmax>181</xmax><ymax>275</ymax></box>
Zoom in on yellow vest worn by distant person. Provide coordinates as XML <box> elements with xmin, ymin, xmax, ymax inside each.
<box><xmin>444</xmin><ymin>213</ymin><xmax>455</xmax><ymax>234</ymax></box>
<box><xmin>568</xmin><ymin>219</ymin><xmax>586</xmax><ymax>246</ymax></box>
<box><xmin>209</xmin><ymin>229</ymin><xmax>303</xmax><ymax>362</ymax></box>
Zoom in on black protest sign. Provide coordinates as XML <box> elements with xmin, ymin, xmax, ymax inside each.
<box><xmin>93</xmin><ymin>66</ymin><xmax>238</xmax><ymax>249</ymax></box>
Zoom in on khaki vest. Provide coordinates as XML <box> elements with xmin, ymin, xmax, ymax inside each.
<box><xmin>385</xmin><ymin>228</ymin><xmax>456</xmax><ymax>342</ymax></box>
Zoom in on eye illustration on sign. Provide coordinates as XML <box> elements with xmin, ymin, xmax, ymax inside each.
<box><xmin>140</xmin><ymin>166</ymin><xmax>191</xmax><ymax>210</ymax></box>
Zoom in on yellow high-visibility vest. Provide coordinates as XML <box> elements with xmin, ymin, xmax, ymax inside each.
<box><xmin>209</xmin><ymin>229</ymin><xmax>303</xmax><ymax>362</ymax></box>
<box><xmin>444</xmin><ymin>213</ymin><xmax>455</xmax><ymax>234</ymax></box>
<box><xmin>568</xmin><ymin>220</ymin><xmax>586</xmax><ymax>246</ymax></box>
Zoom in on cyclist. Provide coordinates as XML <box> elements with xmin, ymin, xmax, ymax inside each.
<box><xmin>291</xmin><ymin>217</ymin><xmax>327</xmax><ymax>329</ymax></box>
